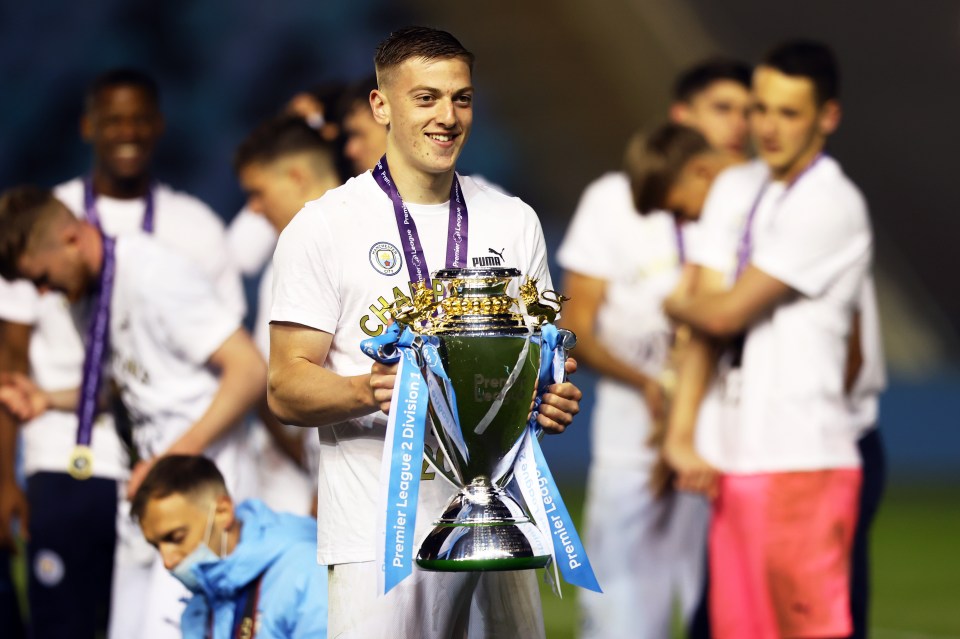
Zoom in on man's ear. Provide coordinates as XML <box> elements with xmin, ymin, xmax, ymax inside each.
<box><xmin>669</xmin><ymin>101</ymin><xmax>692</xmax><ymax>126</ymax></box>
<box><xmin>370</xmin><ymin>89</ymin><xmax>390</xmax><ymax>127</ymax></box>
<box><xmin>80</xmin><ymin>113</ymin><xmax>94</xmax><ymax>143</ymax></box>
<box><xmin>819</xmin><ymin>99</ymin><xmax>842</xmax><ymax>136</ymax></box>
<box><xmin>214</xmin><ymin>495</ymin><xmax>237</xmax><ymax>530</ymax></box>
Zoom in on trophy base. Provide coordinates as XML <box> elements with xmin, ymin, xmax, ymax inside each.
<box><xmin>416</xmin><ymin>479</ymin><xmax>550</xmax><ymax>572</ymax></box>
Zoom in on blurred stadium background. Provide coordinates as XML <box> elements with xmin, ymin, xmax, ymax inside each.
<box><xmin>2</xmin><ymin>1</ymin><xmax>958</xmax><ymax>636</ymax></box>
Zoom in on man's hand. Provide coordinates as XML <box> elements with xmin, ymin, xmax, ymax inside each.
<box><xmin>0</xmin><ymin>373</ymin><xmax>48</xmax><ymax>422</ymax></box>
<box><xmin>0</xmin><ymin>478</ymin><xmax>28</xmax><ymax>550</ymax></box>
<box><xmin>370</xmin><ymin>361</ymin><xmax>399</xmax><ymax>415</ymax></box>
<box><xmin>126</xmin><ymin>459</ymin><xmax>155</xmax><ymax>500</ymax></box>
<box><xmin>536</xmin><ymin>357</ymin><xmax>582</xmax><ymax>434</ymax></box>
<box><xmin>663</xmin><ymin>438</ymin><xmax>719</xmax><ymax>499</ymax></box>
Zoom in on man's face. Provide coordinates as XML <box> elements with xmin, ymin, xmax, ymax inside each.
<box><xmin>82</xmin><ymin>85</ymin><xmax>164</xmax><ymax>182</ymax></box>
<box><xmin>750</xmin><ymin>66</ymin><xmax>837</xmax><ymax>179</ymax></box>
<box><xmin>139</xmin><ymin>493</ymin><xmax>218</xmax><ymax>571</ymax></box>
<box><xmin>239</xmin><ymin>161</ymin><xmax>304</xmax><ymax>232</ymax></box>
<box><xmin>342</xmin><ymin>103</ymin><xmax>388</xmax><ymax>175</ymax></box>
<box><xmin>17</xmin><ymin>210</ymin><xmax>91</xmax><ymax>302</ymax></box>
<box><xmin>676</xmin><ymin>80</ymin><xmax>751</xmax><ymax>155</ymax></box>
<box><xmin>374</xmin><ymin>56</ymin><xmax>473</xmax><ymax>179</ymax></box>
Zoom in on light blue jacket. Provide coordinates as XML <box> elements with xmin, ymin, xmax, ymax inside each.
<box><xmin>180</xmin><ymin>499</ymin><xmax>327</xmax><ymax>638</ymax></box>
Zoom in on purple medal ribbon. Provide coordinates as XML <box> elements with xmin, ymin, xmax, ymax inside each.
<box><xmin>674</xmin><ymin>219</ymin><xmax>686</xmax><ymax>265</ymax></box>
<box><xmin>74</xmin><ymin>177</ymin><xmax>153</xmax><ymax>467</ymax></box>
<box><xmin>83</xmin><ymin>175</ymin><xmax>156</xmax><ymax>233</ymax></box>
<box><xmin>372</xmin><ymin>155</ymin><xmax>468</xmax><ymax>288</ymax></box>
<box><xmin>76</xmin><ymin>235</ymin><xmax>116</xmax><ymax>449</ymax></box>
<box><xmin>735</xmin><ymin>153</ymin><xmax>825</xmax><ymax>279</ymax></box>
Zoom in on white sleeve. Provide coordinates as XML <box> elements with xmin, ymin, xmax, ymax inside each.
<box><xmin>145</xmin><ymin>253</ymin><xmax>242</xmax><ymax>366</ymax></box>
<box><xmin>227</xmin><ymin>208</ymin><xmax>278</xmax><ymax>277</ymax></box>
<box><xmin>270</xmin><ymin>206</ymin><xmax>340</xmax><ymax>334</ymax></box>
<box><xmin>0</xmin><ymin>278</ymin><xmax>39</xmax><ymax>325</ymax></box>
<box><xmin>688</xmin><ymin>171</ymin><xmax>743</xmax><ymax>275</ymax></box>
<box><xmin>752</xmin><ymin>191</ymin><xmax>872</xmax><ymax>297</ymax></box>
<box><xmin>556</xmin><ymin>177</ymin><xmax>622</xmax><ymax>280</ymax></box>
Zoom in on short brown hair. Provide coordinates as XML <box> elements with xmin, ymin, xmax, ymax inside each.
<box><xmin>130</xmin><ymin>455</ymin><xmax>228</xmax><ymax>521</ymax></box>
<box><xmin>623</xmin><ymin>124</ymin><xmax>711</xmax><ymax>214</ymax></box>
<box><xmin>374</xmin><ymin>26</ymin><xmax>474</xmax><ymax>87</ymax></box>
<box><xmin>233</xmin><ymin>115</ymin><xmax>336</xmax><ymax>174</ymax></box>
<box><xmin>0</xmin><ymin>185</ymin><xmax>63</xmax><ymax>281</ymax></box>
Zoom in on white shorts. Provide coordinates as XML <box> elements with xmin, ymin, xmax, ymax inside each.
<box><xmin>328</xmin><ymin>561</ymin><xmax>544</xmax><ymax>639</ymax></box>
<box><xmin>579</xmin><ymin>464</ymin><xmax>709</xmax><ymax>639</ymax></box>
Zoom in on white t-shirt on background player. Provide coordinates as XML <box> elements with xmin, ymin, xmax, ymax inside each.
<box><xmin>556</xmin><ymin>172</ymin><xmax>708</xmax><ymax>639</ymax></box>
<box><xmin>849</xmin><ymin>276</ymin><xmax>886</xmax><ymax>436</ymax></box>
<box><xmin>690</xmin><ymin>157</ymin><xmax>872</xmax><ymax>474</ymax></box>
<box><xmin>227</xmin><ymin>206</ymin><xmax>278</xmax><ymax>277</ymax></box>
<box><xmin>0</xmin><ymin>179</ymin><xmax>245</xmax><ymax>482</ymax></box>
<box><xmin>271</xmin><ymin>172</ymin><xmax>551</xmax><ymax>566</ymax></box>
<box><xmin>109</xmin><ymin>233</ymin><xmax>253</xmax><ymax>639</ymax></box>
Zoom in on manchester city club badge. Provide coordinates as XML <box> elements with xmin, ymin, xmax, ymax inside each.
<box><xmin>369</xmin><ymin>241</ymin><xmax>402</xmax><ymax>276</ymax></box>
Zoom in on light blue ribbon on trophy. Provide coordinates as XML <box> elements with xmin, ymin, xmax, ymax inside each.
<box><xmin>513</xmin><ymin>324</ymin><xmax>602</xmax><ymax>595</ymax></box>
<box><xmin>371</xmin><ymin>326</ymin><xmax>428</xmax><ymax>595</ymax></box>
<box><xmin>362</xmin><ymin>325</ymin><xmax>470</xmax><ymax>594</ymax></box>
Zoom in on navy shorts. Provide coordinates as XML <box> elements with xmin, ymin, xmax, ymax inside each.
<box><xmin>26</xmin><ymin>471</ymin><xmax>117</xmax><ymax>639</ymax></box>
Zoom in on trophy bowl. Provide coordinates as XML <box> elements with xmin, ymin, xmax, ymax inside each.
<box><xmin>391</xmin><ymin>267</ymin><xmax>568</xmax><ymax>572</ymax></box>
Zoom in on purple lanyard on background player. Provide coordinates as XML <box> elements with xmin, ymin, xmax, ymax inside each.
<box><xmin>72</xmin><ymin>177</ymin><xmax>154</xmax><ymax>477</ymax></box>
<box><xmin>372</xmin><ymin>155</ymin><xmax>468</xmax><ymax>288</ymax></box>
<box><xmin>735</xmin><ymin>153</ymin><xmax>825</xmax><ymax>278</ymax></box>
<box><xmin>674</xmin><ymin>219</ymin><xmax>686</xmax><ymax>265</ymax></box>
<box><xmin>70</xmin><ymin>235</ymin><xmax>117</xmax><ymax>478</ymax></box>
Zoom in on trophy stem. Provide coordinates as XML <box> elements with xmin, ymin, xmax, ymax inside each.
<box><xmin>416</xmin><ymin>477</ymin><xmax>550</xmax><ymax>572</ymax></box>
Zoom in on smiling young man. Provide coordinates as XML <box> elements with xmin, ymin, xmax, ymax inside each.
<box><xmin>132</xmin><ymin>455</ymin><xmax>327</xmax><ymax>639</ymax></box>
<box><xmin>0</xmin><ymin>68</ymin><xmax>245</xmax><ymax>639</ymax></box>
<box><xmin>268</xmin><ymin>27</ymin><xmax>582</xmax><ymax>639</ymax></box>
<box><xmin>663</xmin><ymin>41</ymin><xmax>872</xmax><ymax>638</ymax></box>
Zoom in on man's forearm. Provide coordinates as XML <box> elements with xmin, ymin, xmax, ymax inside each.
<box><xmin>573</xmin><ymin>331</ymin><xmax>659</xmax><ymax>392</ymax></box>
<box><xmin>665</xmin><ymin>332</ymin><xmax>715</xmax><ymax>448</ymax></box>
<box><xmin>268</xmin><ymin>359</ymin><xmax>377</xmax><ymax>428</ymax></box>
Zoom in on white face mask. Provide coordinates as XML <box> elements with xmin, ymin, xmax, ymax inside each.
<box><xmin>170</xmin><ymin>501</ymin><xmax>227</xmax><ymax>593</ymax></box>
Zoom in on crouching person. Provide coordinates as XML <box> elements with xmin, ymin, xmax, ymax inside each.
<box><xmin>132</xmin><ymin>455</ymin><xmax>328</xmax><ymax>638</ymax></box>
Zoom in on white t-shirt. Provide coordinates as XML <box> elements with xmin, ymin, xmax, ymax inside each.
<box><xmin>109</xmin><ymin>234</ymin><xmax>242</xmax><ymax>459</ymax></box>
<box><xmin>0</xmin><ymin>278</ymin><xmax>39</xmax><ymax>324</ymax></box>
<box><xmin>270</xmin><ymin>171</ymin><xmax>552</xmax><ymax>565</ymax></box>
<box><xmin>556</xmin><ymin>172</ymin><xmax>686</xmax><ymax>467</ymax></box>
<box><xmin>227</xmin><ymin>207</ymin><xmax>278</xmax><ymax>278</ymax></box>
<box><xmin>0</xmin><ymin>178</ymin><xmax>244</xmax><ymax>479</ymax></box>
<box><xmin>848</xmin><ymin>276</ymin><xmax>885</xmax><ymax>435</ymax></box>
<box><xmin>690</xmin><ymin>157</ymin><xmax>872</xmax><ymax>473</ymax></box>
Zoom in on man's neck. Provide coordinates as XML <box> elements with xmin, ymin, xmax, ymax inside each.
<box><xmin>225</xmin><ymin>521</ymin><xmax>242</xmax><ymax>556</ymax></box>
<box><xmin>81</xmin><ymin>223</ymin><xmax>105</xmax><ymax>279</ymax></box>
<box><xmin>384</xmin><ymin>151</ymin><xmax>455</xmax><ymax>205</ymax></box>
<box><xmin>91</xmin><ymin>167</ymin><xmax>151</xmax><ymax>199</ymax></box>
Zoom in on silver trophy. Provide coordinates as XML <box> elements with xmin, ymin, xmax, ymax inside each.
<box><xmin>388</xmin><ymin>267</ymin><xmax>574</xmax><ymax>571</ymax></box>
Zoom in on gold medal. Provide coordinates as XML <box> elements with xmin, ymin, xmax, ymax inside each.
<box><xmin>68</xmin><ymin>446</ymin><xmax>94</xmax><ymax>480</ymax></box>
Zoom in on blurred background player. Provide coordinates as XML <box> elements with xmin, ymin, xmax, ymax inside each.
<box><xmin>132</xmin><ymin>455</ymin><xmax>327</xmax><ymax>639</ymax></box>
<box><xmin>337</xmin><ymin>74</ymin><xmax>388</xmax><ymax>176</ymax></box>
<box><xmin>664</xmin><ymin>40</ymin><xmax>871</xmax><ymax>638</ymax></box>
<box><xmin>0</xmin><ymin>185</ymin><xmax>265</xmax><ymax>639</ymax></box>
<box><xmin>0</xmin><ymin>68</ymin><xmax>244</xmax><ymax>639</ymax></box>
<box><xmin>233</xmin><ymin>115</ymin><xmax>343</xmax><ymax>516</ymax></box>
<box><xmin>556</xmin><ymin>58</ymin><xmax>749</xmax><ymax>639</ymax></box>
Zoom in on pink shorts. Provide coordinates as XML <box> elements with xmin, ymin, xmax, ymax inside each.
<box><xmin>709</xmin><ymin>469</ymin><xmax>861</xmax><ymax>639</ymax></box>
